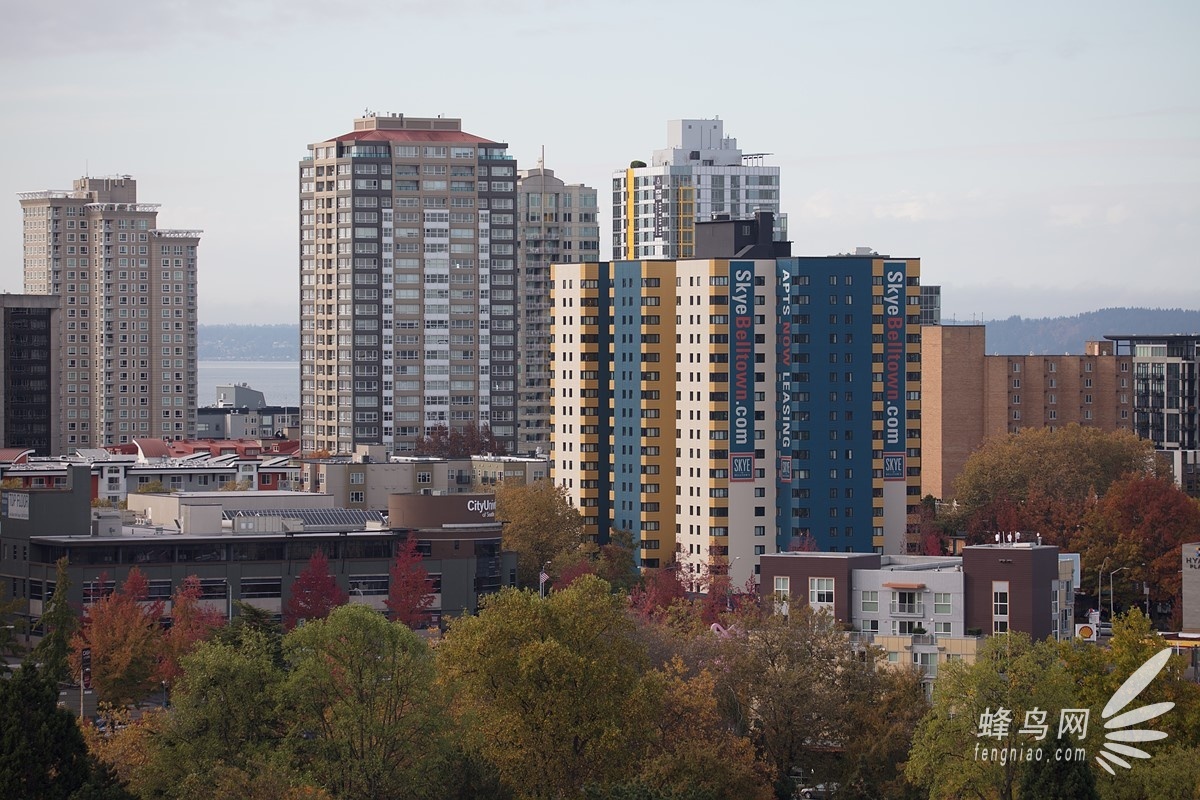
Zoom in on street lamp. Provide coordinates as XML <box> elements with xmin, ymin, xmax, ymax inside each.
<box><xmin>1098</xmin><ymin>557</ymin><xmax>1109</xmax><ymax>615</ymax></box>
<box><xmin>1109</xmin><ymin>567</ymin><xmax>1130</xmax><ymax>622</ymax></box>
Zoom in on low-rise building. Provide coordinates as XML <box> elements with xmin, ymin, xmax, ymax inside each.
<box><xmin>760</xmin><ymin>543</ymin><xmax>1074</xmax><ymax>682</ymax></box>
<box><xmin>0</xmin><ymin>472</ymin><xmax>514</xmax><ymax>635</ymax></box>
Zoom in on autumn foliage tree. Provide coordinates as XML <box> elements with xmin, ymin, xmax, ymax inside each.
<box><xmin>629</xmin><ymin>562</ymin><xmax>687</xmax><ymax>620</ymax></box>
<box><xmin>72</xmin><ymin>568</ymin><xmax>165</xmax><ymax>706</ymax></box>
<box><xmin>494</xmin><ymin>479</ymin><xmax>585</xmax><ymax>587</ymax></box>
<box><xmin>284</xmin><ymin>551</ymin><xmax>347</xmax><ymax>631</ymax></box>
<box><xmin>385</xmin><ymin>537</ymin><xmax>435</xmax><ymax>629</ymax></box>
<box><xmin>1071</xmin><ymin>473</ymin><xmax>1200</xmax><ymax>617</ymax></box>
<box><xmin>159</xmin><ymin>575</ymin><xmax>226</xmax><ymax>688</ymax></box>
<box><xmin>415</xmin><ymin>424</ymin><xmax>506</xmax><ymax>458</ymax></box>
<box><xmin>951</xmin><ymin>424</ymin><xmax>1157</xmax><ymax>544</ymax></box>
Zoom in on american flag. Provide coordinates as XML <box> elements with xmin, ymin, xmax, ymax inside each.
<box><xmin>538</xmin><ymin>570</ymin><xmax>550</xmax><ymax>586</ymax></box>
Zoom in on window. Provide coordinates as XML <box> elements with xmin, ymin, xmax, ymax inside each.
<box><xmin>773</xmin><ymin>575</ymin><xmax>790</xmax><ymax>602</ymax></box>
<box><xmin>417</xmin><ymin>471</ymin><xmax>431</xmax><ymax>484</ymax></box>
<box><xmin>993</xmin><ymin>581</ymin><xmax>1009</xmax><ymax>633</ymax></box>
<box><xmin>861</xmin><ymin>590</ymin><xmax>878</xmax><ymax>612</ymax></box>
<box><xmin>350</xmin><ymin>472</ymin><xmax>365</xmax><ymax>485</ymax></box>
<box><xmin>891</xmin><ymin>590</ymin><xmax>922</xmax><ymax>615</ymax></box>
<box><xmin>934</xmin><ymin>621</ymin><xmax>953</xmax><ymax>636</ymax></box>
<box><xmin>934</xmin><ymin>592</ymin><xmax>951</xmax><ymax>614</ymax></box>
<box><xmin>809</xmin><ymin>577</ymin><xmax>834</xmax><ymax>608</ymax></box>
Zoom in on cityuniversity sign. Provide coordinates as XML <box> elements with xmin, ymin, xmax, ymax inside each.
<box><xmin>972</xmin><ymin>648</ymin><xmax>1176</xmax><ymax>776</ymax></box>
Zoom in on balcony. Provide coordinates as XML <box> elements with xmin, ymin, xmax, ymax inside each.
<box><xmin>889</xmin><ymin>601</ymin><xmax>925</xmax><ymax>616</ymax></box>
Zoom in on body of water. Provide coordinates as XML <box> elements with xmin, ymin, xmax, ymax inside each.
<box><xmin>198</xmin><ymin>360</ymin><xmax>300</xmax><ymax>407</ymax></box>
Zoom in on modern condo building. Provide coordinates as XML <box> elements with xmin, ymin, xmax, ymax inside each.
<box><xmin>299</xmin><ymin>114</ymin><xmax>518</xmax><ymax>456</ymax></box>
<box><xmin>612</xmin><ymin>118</ymin><xmax>785</xmax><ymax>261</ymax></box>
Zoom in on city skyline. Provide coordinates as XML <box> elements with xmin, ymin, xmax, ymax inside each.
<box><xmin>2</xmin><ymin>1</ymin><xmax>1197</xmax><ymax>324</ymax></box>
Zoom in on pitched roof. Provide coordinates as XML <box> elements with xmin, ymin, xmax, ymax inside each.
<box><xmin>329</xmin><ymin>129</ymin><xmax>496</xmax><ymax>144</ymax></box>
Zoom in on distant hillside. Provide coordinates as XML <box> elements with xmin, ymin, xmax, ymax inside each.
<box><xmin>199</xmin><ymin>324</ymin><xmax>298</xmax><ymax>361</ymax></box>
<box><xmin>975</xmin><ymin>308</ymin><xmax>1200</xmax><ymax>355</ymax></box>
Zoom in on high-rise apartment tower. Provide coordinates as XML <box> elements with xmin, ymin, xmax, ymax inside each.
<box><xmin>300</xmin><ymin>114</ymin><xmax>518</xmax><ymax>456</ymax></box>
<box><xmin>516</xmin><ymin>164</ymin><xmax>599</xmax><ymax>453</ymax></box>
<box><xmin>612</xmin><ymin>118</ymin><xmax>785</xmax><ymax>260</ymax></box>
<box><xmin>18</xmin><ymin>176</ymin><xmax>200</xmax><ymax>451</ymax></box>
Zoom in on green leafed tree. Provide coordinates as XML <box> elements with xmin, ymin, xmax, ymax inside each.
<box><xmin>283</xmin><ymin>604</ymin><xmax>451</xmax><ymax>799</ymax></box>
<box><xmin>438</xmin><ymin>576</ymin><xmax>652</xmax><ymax>799</ymax></box>
<box><xmin>31</xmin><ymin>557</ymin><xmax>77</xmax><ymax>683</ymax></box>
<box><xmin>136</xmin><ymin>629</ymin><xmax>290</xmax><ymax>798</ymax></box>
<box><xmin>494</xmin><ymin>479</ymin><xmax>586</xmax><ymax>588</ymax></box>
<box><xmin>906</xmin><ymin>633</ymin><xmax>1078</xmax><ymax>800</ymax></box>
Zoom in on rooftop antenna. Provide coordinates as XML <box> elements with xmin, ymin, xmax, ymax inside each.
<box><xmin>538</xmin><ymin>144</ymin><xmax>545</xmax><ymax>170</ymax></box>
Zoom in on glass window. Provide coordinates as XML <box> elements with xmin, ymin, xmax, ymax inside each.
<box><xmin>809</xmin><ymin>577</ymin><xmax>834</xmax><ymax>606</ymax></box>
<box><xmin>772</xmin><ymin>575</ymin><xmax>789</xmax><ymax>601</ymax></box>
<box><xmin>861</xmin><ymin>590</ymin><xmax>878</xmax><ymax>612</ymax></box>
<box><xmin>934</xmin><ymin>592</ymin><xmax>952</xmax><ymax>614</ymax></box>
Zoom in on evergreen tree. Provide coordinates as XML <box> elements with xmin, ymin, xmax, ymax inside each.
<box><xmin>0</xmin><ymin>663</ymin><xmax>90</xmax><ymax>798</ymax></box>
<box><xmin>1019</xmin><ymin>735</ymin><xmax>1099</xmax><ymax>800</ymax></box>
<box><xmin>31</xmin><ymin>557</ymin><xmax>77</xmax><ymax>683</ymax></box>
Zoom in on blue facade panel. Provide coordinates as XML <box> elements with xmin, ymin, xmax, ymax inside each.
<box><xmin>610</xmin><ymin>261</ymin><xmax>644</xmax><ymax>560</ymax></box>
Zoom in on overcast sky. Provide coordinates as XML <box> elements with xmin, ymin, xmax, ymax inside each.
<box><xmin>2</xmin><ymin>0</ymin><xmax>1196</xmax><ymax>324</ymax></box>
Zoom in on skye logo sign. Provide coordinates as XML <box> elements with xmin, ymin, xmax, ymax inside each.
<box><xmin>972</xmin><ymin>647</ymin><xmax>1175</xmax><ymax>775</ymax></box>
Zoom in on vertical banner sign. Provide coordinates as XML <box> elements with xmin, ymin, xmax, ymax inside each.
<box><xmin>730</xmin><ymin>261</ymin><xmax>756</xmax><ymax>481</ymax></box>
<box><xmin>882</xmin><ymin>262</ymin><xmax>907</xmax><ymax>554</ymax></box>
<box><xmin>776</xmin><ymin>262</ymin><xmax>794</xmax><ymax>487</ymax></box>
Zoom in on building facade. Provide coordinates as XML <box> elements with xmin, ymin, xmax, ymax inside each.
<box><xmin>0</xmin><ymin>294</ymin><xmax>61</xmax><ymax>455</ymax></box>
<box><xmin>515</xmin><ymin>166</ymin><xmax>599</xmax><ymax>454</ymax></box>
<box><xmin>551</xmin><ymin>251</ymin><xmax>922</xmax><ymax>589</ymax></box>
<box><xmin>18</xmin><ymin>176</ymin><xmax>200</xmax><ymax>450</ymax></box>
<box><xmin>299</xmin><ymin>114</ymin><xmax>518</xmax><ymax>456</ymax></box>
<box><xmin>0</xmin><ymin>475</ymin><xmax>516</xmax><ymax>637</ymax></box>
<box><xmin>612</xmin><ymin>119</ymin><xmax>784</xmax><ymax>261</ymax></box>
<box><xmin>922</xmin><ymin>326</ymin><xmax>1133</xmax><ymax>500</ymax></box>
<box><xmin>760</xmin><ymin>543</ymin><xmax>1073</xmax><ymax>680</ymax></box>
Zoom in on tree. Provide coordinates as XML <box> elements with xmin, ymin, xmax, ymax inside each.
<box><xmin>715</xmin><ymin>605</ymin><xmax>925</xmax><ymax>797</ymax></box>
<box><xmin>595</xmin><ymin>528</ymin><xmax>639</xmax><ymax>592</ymax></box>
<box><xmin>632</xmin><ymin>660</ymin><xmax>774</xmax><ymax>799</ymax></box>
<box><xmin>283</xmin><ymin>604</ymin><xmax>451</xmax><ymax>799</ymax></box>
<box><xmin>135</xmin><ymin>480</ymin><xmax>171</xmax><ymax>494</ymax></box>
<box><xmin>629</xmin><ymin>562</ymin><xmax>687</xmax><ymax>620</ymax></box>
<box><xmin>159</xmin><ymin>575</ymin><xmax>226</xmax><ymax>689</ymax></box>
<box><xmin>385</xmin><ymin>537</ymin><xmax>435</xmax><ymax>628</ymax></box>
<box><xmin>0</xmin><ymin>585</ymin><xmax>22</xmax><ymax>670</ymax></box>
<box><xmin>135</xmin><ymin>630</ymin><xmax>289</xmax><ymax>798</ymax></box>
<box><xmin>219</xmin><ymin>479</ymin><xmax>251</xmax><ymax>491</ymax></box>
<box><xmin>71</xmin><ymin>569</ymin><xmax>164</xmax><ymax>706</ymax></box>
<box><xmin>0</xmin><ymin>663</ymin><xmax>91</xmax><ymax>798</ymax></box>
<box><xmin>951</xmin><ymin>425</ymin><xmax>1156</xmax><ymax>544</ymax></box>
<box><xmin>1072</xmin><ymin>474</ymin><xmax>1200</xmax><ymax>618</ymax></box>
<box><xmin>906</xmin><ymin>633</ymin><xmax>1078</xmax><ymax>800</ymax></box>
<box><xmin>283</xmin><ymin>550</ymin><xmax>346</xmax><ymax>631</ymax></box>
<box><xmin>415</xmin><ymin>423</ymin><xmax>507</xmax><ymax>457</ymax></box>
<box><xmin>495</xmin><ymin>479</ymin><xmax>585</xmax><ymax>587</ymax></box>
<box><xmin>1019</xmin><ymin>733</ymin><xmax>1099</xmax><ymax>800</ymax></box>
<box><xmin>31</xmin><ymin>558</ymin><xmax>77</xmax><ymax>683</ymax></box>
<box><xmin>438</xmin><ymin>577</ymin><xmax>652</xmax><ymax>799</ymax></box>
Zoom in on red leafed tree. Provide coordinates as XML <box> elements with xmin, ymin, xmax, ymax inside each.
<box><xmin>630</xmin><ymin>562</ymin><xmax>687</xmax><ymax>619</ymax></box>
<box><xmin>70</xmin><ymin>568</ymin><xmax>164</xmax><ymax>706</ymax></box>
<box><xmin>284</xmin><ymin>550</ymin><xmax>347</xmax><ymax>631</ymax></box>
<box><xmin>555</xmin><ymin>558</ymin><xmax>597</xmax><ymax>590</ymax></box>
<box><xmin>414</xmin><ymin>423</ymin><xmax>507</xmax><ymax>458</ymax></box>
<box><xmin>788</xmin><ymin>532</ymin><xmax>819</xmax><ymax>552</ymax></box>
<box><xmin>385</xmin><ymin>538</ymin><xmax>435</xmax><ymax>629</ymax></box>
<box><xmin>159</xmin><ymin>575</ymin><xmax>226</xmax><ymax>687</ymax></box>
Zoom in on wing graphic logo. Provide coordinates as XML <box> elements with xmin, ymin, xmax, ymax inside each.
<box><xmin>1094</xmin><ymin>647</ymin><xmax>1175</xmax><ymax>775</ymax></box>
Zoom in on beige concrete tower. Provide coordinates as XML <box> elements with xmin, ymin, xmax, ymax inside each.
<box><xmin>18</xmin><ymin>176</ymin><xmax>200</xmax><ymax>450</ymax></box>
<box><xmin>516</xmin><ymin>163</ymin><xmax>599</xmax><ymax>454</ymax></box>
